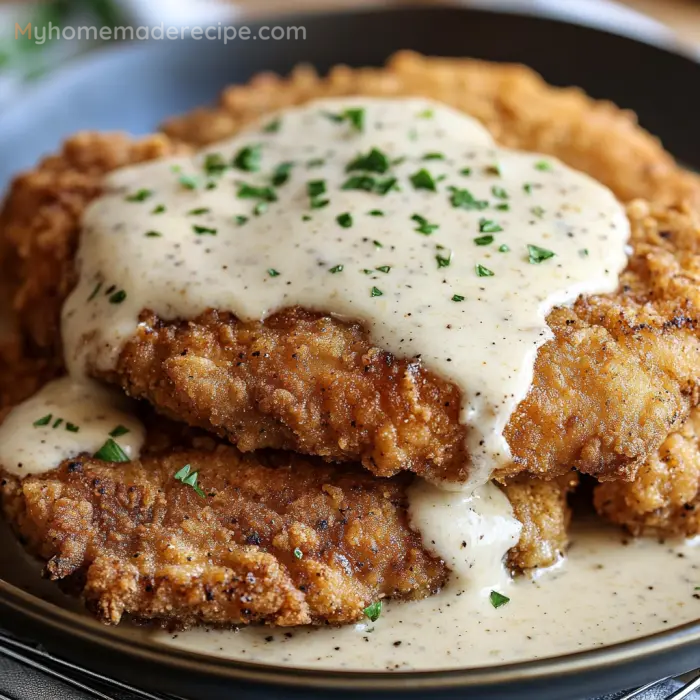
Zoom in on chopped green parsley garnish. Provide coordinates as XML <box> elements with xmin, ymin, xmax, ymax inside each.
<box><xmin>495</xmin><ymin>203</ymin><xmax>510</xmax><ymax>212</ymax></box>
<box><xmin>416</xmin><ymin>108</ymin><xmax>434</xmax><ymax>119</ymax></box>
<box><xmin>436</xmin><ymin>252</ymin><xmax>452</xmax><ymax>268</ymax></box>
<box><xmin>253</xmin><ymin>202</ymin><xmax>268</xmax><ymax>216</ymax></box>
<box><xmin>411</xmin><ymin>213</ymin><xmax>439</xmax><ymax>235</ymax></box>
<box><xmin>376</xmin><ymin>265</ymin><xmax>391</xmax><ymax>274</ymax></box>
<box><xmin>293</xmin><ymin>547</ymin><xmax>303</xmax><ymax>559</ymax></box>
<box><xmin>88</xmin><ymin>282</ymin><xmax>102</xmax><ymax>301</ymax></box>
<box><xmin>151</xmin><ymin>204</ymin><xmax>166</xmax><ymax>215</ymax></box>
<box><xmin>267</xmin><ymin>268</ymin><xmax>281</xmax><ymax>277</ymax></box>
<box><xmin>232</xmin><ymin>144</ymin><xmax>262</xmax><ymax>172</ymax></box>
<box><xmin>33</xmin><ymin>414</ymin><xmax>52</xmax><ymax>427</ymax></box>
<box><xmin>329</xmin><ymin>265</ymin><xmax>344</xmax><ymax>274</ymax></box>
<box><xmin>325</xmin><ymin>107</ymin><xmax>365</xmax><ymax>132</ymax></box>
<box><xmin>449</xmin><ymin>186</ymin><xmax>488</xmax><ymax>210</ymax></box>
<box><xmin>307</xmin><ymin>158</ymin><xmax>325</xmax><ymax>168</ymax></box>
<box><xmin>452</xmin><ymin>294</ymin><xmax>465</xmax><ymax>302</ymax></box>
<box><xmin>410</xmin><ymin>169</ymin><xmax>438</xmax><ymax>192</ymax></box>
<box><xmin>310</xmin><ymin>198</ymin><xmax>330</xmax><ymax>209</ymax></box>
<box><xmin>491</xmin><ymin>186</ymin><xmax>508</xmax><ymax>200</ymax></box>
<box><xmin>342</xmin><ymin>175</ymin><xmax>397</xmax><ymax>195</ymax></box>
<box><xmin>531</xmin><ymin>206</ymin><xmax>545</xmax><ymax>219</ymax></box>
<box><xmin>499</xmin><ymin>244</ymin><xmax>510</xmax><ymax>253</ymax></box>
<box><xmin>423</xmin><ymin>152</ymin><xmax>445</xmax><ymax>161</ymax></box>
<box><xmin>579</xmin><ymin>248</ymin><xmax>590</xmax><ymax>257</ymax></box>
<box><xmin>188</xmin><ymin>208</ymin><xmax>210</xmax><ymax>216</ymax></box>
<box><xmin>145</xmin><ymin>231</ymin><xmax>162</xmax><ymax>238</ymax></box>
<box><xmin>460</xmin><ymin>168</ymin><xmax>472</xmax><ymax>177</ymax></box>
<box><xmin>193</xmin><ymin>225</ymin><xmax>217</xmax><ymax>235</ymax></box>
<box><xmin>476</xmin><ymin>264</ymin><xmax>495</xmax><ymax>277</ymax></box>
<box><xmin>523</xmin><ymin>183</ymin><xmax>534</xmax><ymax>194</ymax></box>
<box><xmin>373</xmin><ymin>240</ymin><xmax>383</xmax><ymax>248</ymax></box>
<box><xmin>307</xmin><ymin>179</ymin><xmax>327</xmax><ymax>199</ymax></box>
<box><xmin>263</xmin><ymin>117</ymin><xmax>281</xmax><ymax>133</ymax></box>
<box><xmin>52</xmin><ymin>418</ymin><xmax>63</xmax><ymax>429</ymax></box>
<box><xmin>474</xmin><ymin>235</ymin><xmax>494</xmax><ymax>246</ymax></box>
<box><xmin>490</xmin><ymin>591</ymin><xmax>510</xmax><ymax>609</ymax></box>
<box><xmin>235</xmin><ymin>215</ymin><xmax>248</xmax><ymax>226</ymax></box>
<box><xmin>125</xmin><ymin>189</ymin><xmax>152</xmax><ymax>202</ymax></box>
<box><xmin>479</xmin><ymin>218</ymin><xmax>503</xmax><ymax>234</ymax></box>
<box><xmin>368</xmin><ymin>209</ymin><xmax>384</xmax><ymax>217</ymax></box>
<box><xmin>272</xmin><ymin>161</ymin><xmax>294</xmax><ymax>187</ymax></box>
<box><xmin>337</xmin><ymin>212</ymin><xmax>353</xmax><ymax>228</ymax></box>
<box><xmin>363</xmin><ymin>601</ymin><xmax>382</xmax><ymax>622</ymax></box>
<box><xmin>362</xmin><ymin>269</ymin><xmax>373</xmax><ymax>275</ymax></box>
<box><xmin>527</xmin><ymin>244</ymin><xmax>556</xmax><ymax>264</ymax></box>
<box><xmin>109</xmin><ymin>425</ymin><xmax>130</xmax><ymax>438</ymax></box>
<box><xmin>535</xmin><ymin>160</ymin><xmax>553</xmax><ymax>172</ymax></box>
<box><xmin>203</xmin><ymin>153</ymin><xmax>228</xmax><ymax>176</ymax></box>
<box><xmin>178</xmin><ymin>174</ymin><xmax>198</xmax><ymax>190</ymax></box>
<box><xmin>370</xmin><ymin>286</ymin><xmax>383</xmax><ymax>297</ymax></box>
<box><xmin>66</xmin><ymin>423</ymin><xmax>79</xmax><ymax>433</ymax></box>
<box><xmin>302</xmin><ymin>214</ymin><xmax>312</xmax><ymax>222</ymax></box>
<box><xmin>347</xmin><ymin>148</ymin><xmax>390</xmax><ymax>174</ymax></box>
<box><xmin>109</xmin><ymin>290</ymin><xmax>127</xmax><ymax>304</ymax></box>
<box><xmin>486</xmin><ymin>164</ymin><xmax>502</xmax><ymax>177</ymax></box>
<box><xmin>237</xmin><ymin>183</ymin><xmax>277</xmax><ymax>202</ymax></box>
<box><xmin>94</xmin><ymin>438</ymin><xmax>129</xmax><ymax>463</ymax></box>
<box><xmin>173</xmin><ymin>464</ymin><xmax>205</xmax><ymax>498</ymax></box>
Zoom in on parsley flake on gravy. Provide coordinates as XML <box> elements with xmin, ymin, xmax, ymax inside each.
<box><xmin>474</xmin><ymin>235</ymin><xmax>494</xmax><ymax>246</ymax></box>
<box><xmin>193</xmin><ymin>225</ymin><xmax>217</xmax><ymax>236</ymax></box>
<box><xmin>370</xmin><ymin>286</ymin><xmax>384</xmax><ymax>297</ymax></box>
<box><xmin>33</xmin><ymin>414</ymin><xmax>52</xmax><ymax>427</ymax></box>
<box><xmin>490</xmin><ymin>591</ymin><xmax>511</xmax><ymax>609</ymax></box>
<box><xmin>267</xmin><ymin>268</ymin><xmax>281</xmax><ymax>277</ymax></box>
<box><xmin>476</xmin><ymin>264</ymin><xmax>495</xmax><ymax>278</ymax></box>
<box><xmin>363</xmin><ymin>601</ymin><xmax>382</xmax><ymax>622</ymax></box>
<box><xmin>528</xmin><ymin>244</ymin><xmax>556</xmax><ymax>264</ymax></box>
<box><xmin>410</xmin><ymin>169</ymin><xmax>438</xmax><ymax>191</ymax></box>
<box><xmin>125</xmin><ymin>189</ymin><xmax>152</xmax><ymax>202</ymax></box>
<box><xmin>151</xmin><ymin>204</ymin><xmax>166</xmax><ymax>214</ymax></box>
<box><xmin>535</xmin><ymin>160</ymin><xmax>553</xmax><ymax>172</ymax></box>
<box><xmin>272</xmin><ymin>161</ymin><xmax>294</xmax><ymax>187</ymax></box>
<box><xmin>329</xmin><ymin>265</ymin><xmax>344</xmax><ymax>274</ymax></box>
<box><xmin>173</xmin><ymin>464</ymin><xmax>206</xmax><ymax>498</ymax></box>
<box><xmin>337</xmin><ymin>212</ymin><xmax>353</xmax><ymax>228</ymax></box>
<box><xmin>94</xmin><ymin>438</ymin><xmax>130</xmax><ymax>463</ymax></box>
<box><xmin>263</xmin><ymin>117</ymin><xmax>281</xmax><ymax>133</ymax></box>
<box><xmin>412</xmin><ymin>214</ymin><xmax>439</xmax><ymax>235</ymax></box>
<box><xmin>232</xmin><ymin>144</ymin><xmax>263</xmax><ymax>172</ymax></box>
<box><xmin>109</xmin><ymin>425</ymin><xmax>130</xmax><ymax>438</ymax></box>
<box><xmin>449</xmin><ymin>186</ymin><xmax>488</xmax><ymax>210</ymax></box>
<box><xmin>452</xmin><ymin>294</ymin><xmax>465</xmax><ymax>302</ymax></box>
<box><xmin>479</xmin><ymin>218</ymin><xmax>503</xmax><ymax>234</ymax></box>
<box><xmin>237</xmin><ymin>183</ymin><xmax>277</xmax><ymax>202</ymax></box>
<box><xmin>347</xmin><ymin>148</ymin><xmax>390</xmax><ymax>174</ymax></box>
<box><xmin>108</xmin><ymin>290</ymin><xmax>127</xmax><ymax>304</ymax></box>
<box><xmin>436</xmin><ymin>251</ymin><xmax>452</xmax><ymax>269</ymax></box>
<box><xmin>324</xmin><ymin>107</ymin><xmax>366</xmax><ymax>132</ymax></box>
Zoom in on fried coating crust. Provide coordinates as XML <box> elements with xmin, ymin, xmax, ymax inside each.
<box><xmin>1</xmin><ymin>444</ymin><xmax>446</xmax><ymax>627</ymax></box>
<box><xmin>503</xmin><ymin>473</ymin><xmax>579</xmax><ymax>572</ymax></box>
<box><xmin>594</xmin><ymin>409</ymin><xmax>700</xmax><ymax>537</ymax></box>
<box><xmin>3</xmin><ymin>55</ymin><xmax>700</xmax><ymax>483</ymax></box>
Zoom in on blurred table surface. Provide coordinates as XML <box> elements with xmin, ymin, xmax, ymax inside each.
<box><xmin>235</xmin><ymin>0</ymin><xmax>700</xmax><ymax>44</ymax></box>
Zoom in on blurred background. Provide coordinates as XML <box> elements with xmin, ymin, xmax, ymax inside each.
<box><xmin>0</xmin><ymin>0</ymin><xmax>698</xmax><ymax>104</ymax></box>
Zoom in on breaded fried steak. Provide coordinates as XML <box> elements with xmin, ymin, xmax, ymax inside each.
<box><xmin>1</xmin><ymin>441</ymin><xmax>446</xmax><ymax>627</ymax></box>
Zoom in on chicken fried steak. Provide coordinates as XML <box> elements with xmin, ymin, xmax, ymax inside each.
<box><xmin>1</xmin><ymin>441</ymin><xmax>446</xmax><ymax>627</ymax></box>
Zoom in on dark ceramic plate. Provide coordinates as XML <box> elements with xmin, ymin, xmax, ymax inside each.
<box><xmin>1</xmin><ymin>6</ymin><xmax>700</xmax><ymax>699</ymax></box>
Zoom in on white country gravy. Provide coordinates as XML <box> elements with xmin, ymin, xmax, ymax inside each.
<box><xmin>2</xmin><ymin>97</ymin><xmax>691</xmax><ymax>674</ymax></box>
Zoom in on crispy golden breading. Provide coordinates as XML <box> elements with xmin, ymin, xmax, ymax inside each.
<box><xmin>164</xmin><ymin>51</ymin><xmax>700</xmax><ymax>208</ymax></box>
<box><xmin>503</xmin><ymin>473</ymin><xmax>579</xmax><ymax>572</ymax></box>
<box><xmin>1</xmin><ymin>443</ymin><xmax>446</xmax><ymax>627</ymax></box>
<box><xmin>594</xmin><ymin>409</ymin><xmax>700</xmax><ymax>537</ymax></box>
<box><xmin>3</xmin><ymin>53</ymin><xmax>700</xmax><ymax>485</ymax></box>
